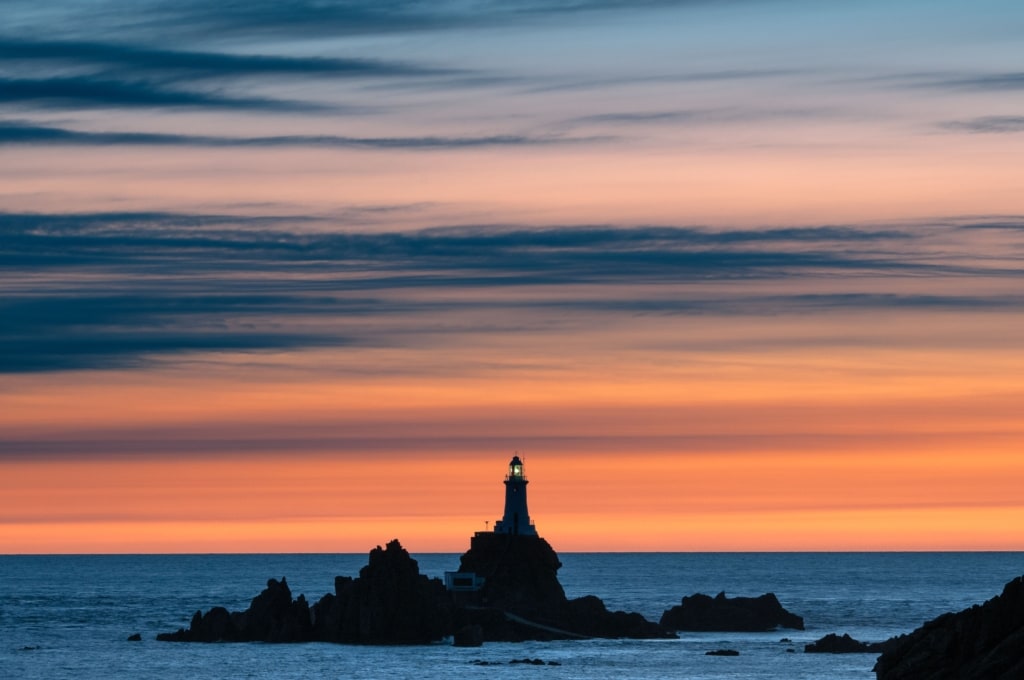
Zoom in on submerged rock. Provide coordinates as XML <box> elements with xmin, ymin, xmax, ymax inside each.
<box><xmin>706</xmin><ymin>649</ymin><xmax>740</xmax><ymax>656</ymax></box>
<box><xmin>874</xmin><ymin>575</ymin><xmax>1024</xmax><ymax>680</ymax></box>
<box><xmin>805</xmin><ymin>633</ymin><xmax>885</xmax><ymax>653</ymax></box>
<box><xmin>659</xmin><ymin>591</ymin><xmax>804</xmax><ymax>632</ymax></box>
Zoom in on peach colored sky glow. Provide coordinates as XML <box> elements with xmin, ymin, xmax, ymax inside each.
<box><xmin>3</xmin><ymin>0</ymin><xmax>1024</xmax><ymax>552</ymax></box>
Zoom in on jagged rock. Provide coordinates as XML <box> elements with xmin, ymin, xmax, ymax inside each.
<box><xmin>453</xmin><ymin>624</ymin><xmax>484</xmax><ymax>647</ymax></box>
<box><xmin>805</xmin><ymin>633</ymin><xmax>884</xmax><ymax>653</ymax></box>
<box><xmin>197</xmin><ymin>606</ymin><xmax>236</xmax><ymax>641</ymax></box>
<box><xmin>160</xmin><ymin>540</ymin><xmax>451</xmax><ymax>645</ymax></box>
<box><xmin>660</xmin><ymin>591</ymin><xmax>804</xmax><ymax>632</ymax></box>
<box><xmin>232</xmin><ymin>577</ymin><xmax>312</xmax><ymax>642</ymax></box>
<box><xmin>311</xmin><ymin>539</ymin><xmax>454</xmax><ymax>644</ymax></box>
<box><xmin>158</xmin><ymin>534</ymin><xmax>670</xmax><ymax>646</ymax></box>
<box><xmin>874</xmin><ymin>575</ymin><xmax>1024</xmax><ymax>680</ymax></box>
<box><xmin>706</xmin><ymin>649</ymin><xmax>740</xmax><ymax>656</ymax></box>
<box><xmin>158</xmin><ymin>579</ymin><xmax>311</xmax><ymax>643</ymax></box>
<box><xmin>566</xmin><ymin>595</ymin><xmax>675</xmax><ymax>639</ymax></box>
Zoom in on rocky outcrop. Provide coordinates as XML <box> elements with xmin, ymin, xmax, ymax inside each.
<box><xmin>311</xmin><ymin>539</ymin><xmax>454</xmax><ymax>644</ymax></box>
<box><xmin>659</xmin><ymin>591</ymin><xmax>804</xmax><ymax>632</ymax></box>
<box><xmin>566</xmin><ymin>595</ymin><xmax>674</xmax><ymax>639</ymax></box>
<box><xmin>458</xmin><ymin>532</ymin><xmax>567</xmax><ymax>621</ymax></box>
<box><xmin>805</xmin><ymin>633</ymin><xmax>885</xmax><ymax>654</ymax></box>
<box><xmin>156</xmin><ymin>577</ymin><xmax>313</xmax><ymax>642</ymax></box>
<box><xmin>456</xmin><ymin>532</ymin><xmax>673</xmax><ymax>641</ymax></box>
<box><xmin>874</xmin><ymin>575</ymin><xmax>1024</xmax><ymax>680</ymax></box>
<box><xmin>158</xmin><ymin>534</ymin><xmax>673</xmax><ymax>645</ymax></box>
<box><xmin>159</xmin><ymin>540</ymin><xmax>451</xmax><ymax>644</ymax></box>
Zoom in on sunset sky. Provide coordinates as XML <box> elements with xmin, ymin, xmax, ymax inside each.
<box><xmin>3</xmin><ymin>0</ymin><xmax>1024</xmax><ymax>553</ymax></box>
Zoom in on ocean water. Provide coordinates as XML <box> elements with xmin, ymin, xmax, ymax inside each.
<box><xmin>2</xmin><ymin>552</ymin><xmax>1021</xmax><ymax>679</ymax></box>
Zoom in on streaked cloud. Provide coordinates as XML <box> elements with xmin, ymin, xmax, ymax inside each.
<box><xmin>931</xmin><ymin>72</ymin><xmax>1024</xmax><ymax>92</ymax></box>
<box><xmin>0</xmin><ymin>76</ymin><xmax>325</xmax><ymax>111</ymax></box>
<box><xmin>5</xmin><ymin>0</ymin><xmax>727</xmax><ymax>42</ymax></box>
<box><xmin>0</xmin><ymin>38</ymin><xmax>453</xmax><ymax>80</ymax></box>
<box><xmin>4</xmin><ymin>212</ymin><xmax>1022</xmax><ymax>373</ymax></box>
<box><xmin>940</xmin><ymin>116</ymin><xmax>1024</xmax><ymax>134</ymax></box>
<box><xmin>0</xmin><ymin>121</ymin><xmax>604</xmax><ymax>149</ymax></box>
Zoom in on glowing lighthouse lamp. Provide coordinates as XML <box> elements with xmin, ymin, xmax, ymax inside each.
<box><xmin>492</xmin><ymin>455</ymin><xmax>537</xmax><ymax>536</ymax></box>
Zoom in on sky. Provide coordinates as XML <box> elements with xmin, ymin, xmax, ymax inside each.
<box><xmin>2</xmin><ymin>0</ymin><xmax>1024</xmax><ymax>553</ymax></box>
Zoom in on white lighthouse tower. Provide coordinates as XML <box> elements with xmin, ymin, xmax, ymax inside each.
<box><xmin>493</xmin><ymin>455</ymin><xmax>537</xmax><ymax>536</ymax></box>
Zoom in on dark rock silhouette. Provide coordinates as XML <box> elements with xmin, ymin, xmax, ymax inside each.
<box><xmin>156</xmin><ymin>578</ymin><xmax>313</xmax><ymax>642</ymax></box>
<box><xmin>805</xmin><ymin>632</ymin><xmax>885</xmax><ymax>653</ymax></box>
<box><xmin>158</xmin><ymin>534</ymin><xmax>672</xmax><ymax>645</ymax></box>
<box><xmin>706</xmin><ymin>649</ymin><xmax>740</xmax><ymax>656</ymax></box>
<box><xmin>456</xmin><ymin>532</ymin><xmax>673</xmax><ymax>641</ymax></box>
<box><xmin>458</xmin><ymin>532</ymin><xmax>566</xmax><ymax>620</ymax></box>
<box><xmin>471</xmin><ymin>658</ymin><xmax>561</xmax><ymax>666</ymax></box>
<box><xmin>453</xmin><ymin>624</ymin><xmax>484</xmax><ymax>647</ymax></box>
<box><xmin>874</xmin><ymin>575</ymin><xmax>1024</xmax><ymax>680</ymax></box>
<box><xmin>566</xmin><ymin>594</ymin><xmax>670</xmax><ymax>639</ymax></box>
<box><xmin>659</xmin><ymin>591</ymin><xmax>804</xmax><ymax>632</ymax></box>
<box><xmin>159</xmin><ymin>540</ymin><xmax>450</xmax><ymax>644</ymax></box>
<box><xmin>311</xmin><ymin>539</ymin><xmax>454</xmax><ymax>644</ymax></box>
<box><xmin>126</xmin><ymin>633</ymin><xmax>142</xmax><ymax>642</ymax></box>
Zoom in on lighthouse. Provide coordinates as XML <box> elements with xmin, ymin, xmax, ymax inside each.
<box><xmin>493</xmin><ymin>455</ymin><xmax>537</xmax><ymax>536</ymax></box>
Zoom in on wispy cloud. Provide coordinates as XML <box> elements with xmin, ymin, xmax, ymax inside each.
<box><xmin>0</xmin><ymin>76</ymin><xmax>326</xmax><ymax>111</ymax></box>
<box><xmin>3</xmin><ymin>212</ymin><xmax>1021</xmax><ymax>373</ymax></box>
<box><xmin>0</xmin><ymin>121</ymin><xmax>604</xmax><ymax>149</ymax></box>
<box><xmin>562</xmin><ymin>106</ymin><xmax>834</xmax><ymax>129</ymax></box>
<box><xmin>939</xmin><ymin>116</ymin><xmax>1024</xmax><ymax>134</ymax></box>
<box><xmin>525</xmin><ymin>69</ymin><xmax>799</xmax><ymax>94</ymax></box>
<box><xmin>0</xmin><ymin>35</ymin><xmax>459</xmax><ymax>113</ymax></box>
<box><xmin>15</xmin><ymin>0</ymin><xmax>723</xmax><ymax>42</ymax></box>
<box><xmin>0</xmin><ymin>38</ymin><xmax>453</xmax><ymax>80</ymax></box>
<box><xmin>932</xmin><ymin>72</ymin><xmax>1024</xmax><ymax>91</ymax></box>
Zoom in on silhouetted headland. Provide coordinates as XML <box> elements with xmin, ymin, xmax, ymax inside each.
<box><xmin>874</xmin><ymin>574</ymin><xmax>1024</xmax><ymax>680</ymax></box>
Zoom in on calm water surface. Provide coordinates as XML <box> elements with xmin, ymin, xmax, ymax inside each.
<box><xmin>2</xmin><ymin>552</ymin><xmax>1021</xmax><ymax>679</ymax></box>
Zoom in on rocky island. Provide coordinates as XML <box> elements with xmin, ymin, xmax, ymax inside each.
<box><xmin>660</xmin><ymin>591</ymin><xmax>804</xmax><ymax>632</ymax></box>
<box><xmin>159</xmin><ymin>456</ymin><xmax>674</xmax><ymax>644</ymax></box>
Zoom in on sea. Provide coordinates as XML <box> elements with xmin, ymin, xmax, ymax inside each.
<box><xmin>2</xmin><ymin>552</ymin><xmax>1021</xmax><ymax>679</ymax></box>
